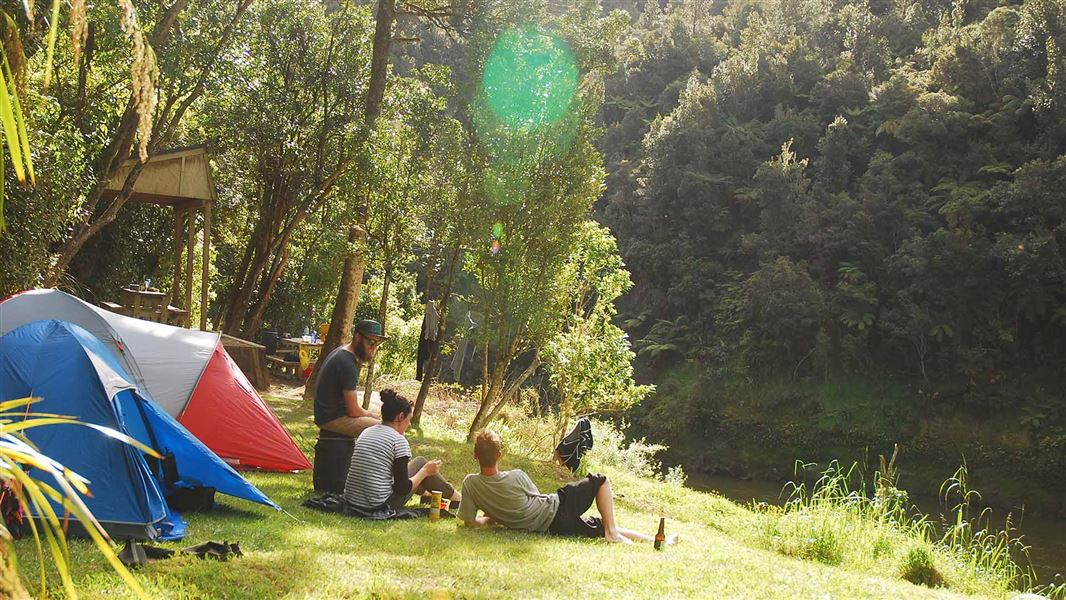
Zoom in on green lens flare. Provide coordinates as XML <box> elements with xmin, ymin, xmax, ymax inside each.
<box><xmin>482</xmin><ymin>27</ymin><xmax>578</xmax><ymax>130</ymax></box>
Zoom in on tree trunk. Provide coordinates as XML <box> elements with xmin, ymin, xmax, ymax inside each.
<box><xmin>468</xmin><ymin>360</ymin><xmax>507</xmax><ymax>442</ymax></box>
<box><xmin>215</xmin><ymin>225</ymin><xmax>256</xmax><ymax>330</ymax></box>
<box><xmin>362</xmin><ymin>0</ymin><xmax>396</xmax><ymax>129</ymax></box>
<box><xmin>44</xmin><ymin>158</ymin><xmax>145</xmax><ymax>285</ymax></box>
<box><xmin>467</xmin><ymin>333</ymin><xmax>533</xmax><ymax>441</ymax></box>
<box><xmin>222</xmin><ymin>240</ymin><xmax>274</xmax><ymax>335</ymax></box>
<box><xmin>411</xmin><ymin>245</ymin><xmax>461</xmax><ymax>426</ymax></box>
<box><xmin>484</xmin><ymin>352</ymin><xmax>539</xmax><ymax>427</ymax></box>
<box><xmin>409</xmin><ymin>302</ymin><xmax>447</xmax><ymax>426</ymax></box>
<box><xmin>362</xmin><ymin>260</ymin><xmax>392</xmax><ymax>408</ymax></box>
<box><xmin>303</xmin><ymin>225</ymin><xmax>367</xmax><ymax>402</ymax></box>
<box><xmin>243</xmin><ymin>244</ymin><xmax>290</xmax><ymax>339</ymax></box>
<box><xmin>222</xmin><ymin>192</ymin><xmax>285</xmax><ymax>334</ymax></box>
<box><xmin>467</xmin><ymin>379</ymin><xmax>501</xmax><ymax>442</ymax></box>
<box><xmin>308</xmin><ymin>0</ymin><xmax>396</xmax><ymax>402</ymax></box>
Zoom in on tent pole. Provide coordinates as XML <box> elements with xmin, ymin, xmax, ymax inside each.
<box><xmin>200</xmin><ymin>201</ymin><xmax>212</xmax><ymax>331</ymax></box>
<box><xmin>172</xmin><ymin>208</ymin><xmax>185</xmax><ymax>307</ymax></box>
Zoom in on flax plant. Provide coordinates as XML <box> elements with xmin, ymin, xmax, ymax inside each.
<box><xmin>1</xmin><ymin>397</ymin><xmax>155</xmax><ymax>599</ymax></box>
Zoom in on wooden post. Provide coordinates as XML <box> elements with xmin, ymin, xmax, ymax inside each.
<box><xmin>172</xmin><ymin>208</ymin><xmax>185</xmax><ymax>307</ymax></box>
<box><xmin>184</xmin><ymin>206</ymin><xmax>195</xmax><ymax>315</ymax></box>
<box><xmin>200</xmin><ymin>200</ymin><xmax>212</xmax><ymax>330</ymax></box>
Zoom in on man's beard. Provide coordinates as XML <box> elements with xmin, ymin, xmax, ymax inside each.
<box><xmin>353</xmin><ymin>343</ymin><xmax>371</xmax><ymax>362</ymax></box>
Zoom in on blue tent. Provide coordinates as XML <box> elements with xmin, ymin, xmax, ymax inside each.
<box><xmin>0</xmin><ymin>320</ymin><xmax>278</xmax><ymax>540</ymax></box>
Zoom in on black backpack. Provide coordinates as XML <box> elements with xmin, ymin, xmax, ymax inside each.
<box><xmin>555</xmin><ymin>417</ymin><xmax>594</xmax><ymax>473</ymax></box>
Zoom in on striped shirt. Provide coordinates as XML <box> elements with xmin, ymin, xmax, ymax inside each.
<box><xmin>343</xmin><ymin>424</ymin><xmax>411</xmax><ymax>509</ymax></box>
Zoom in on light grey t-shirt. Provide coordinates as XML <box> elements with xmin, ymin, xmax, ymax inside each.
<box><xmin>343</xmin><ymin>424</ymin><xmax>411</xmax><ymax>509</ymax></box>
<box><xmin>458</xmin><ymin>470</ymin><xmax>559</xmax><ymax>532</ymax></box>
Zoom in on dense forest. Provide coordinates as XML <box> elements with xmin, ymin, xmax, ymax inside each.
<box><xmin>597</xmin><ymin>0</ymin><xmax>1066</xmax><ymax>511</ymax></box>
<box><xmin>0</xmin><ymin>0</ymin><xmax>1063</xmax><ymax>510</ymax></box>
<box><xmin>0</xmin><ymin>0</ymin><xmax>645</xmax><ymax>444</ymax></box>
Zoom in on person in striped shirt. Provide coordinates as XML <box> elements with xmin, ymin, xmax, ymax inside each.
<box><xmin>343</xmin><ymin>389</ymin><xmax>460</xmax><ymax>511</ymax></box>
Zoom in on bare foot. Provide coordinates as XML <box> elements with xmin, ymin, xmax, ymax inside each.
<box><xmin>605</xmin><ymin>534</ymin><xmax>635</xmax><ymax>544</ymax></box>
<box><xmin>666</xmin><ymin>533</ymin><xmax>680</xmax><ymax>546</ymax></box>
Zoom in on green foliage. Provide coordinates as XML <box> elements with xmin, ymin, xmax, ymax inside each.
<box><xmin>764</xmin><ymin>459</ymin><xmax>1045</xmax><ymax>596</ymax></box>
<box><xmin>602</xmin><ymin>0</ymin><xmax>1066</xmax><ymax>386</ymax></box>
<box><xmin>938</xmin><ymin>465</ymin><xmax>1032</xmax><ymax>587</ymax></box>
<box><xmin>373</xmin><ymin>308</ymin><xmax>423</xmax><ymax>381</ymax></box>
<box><xmin>542</xmin><ymin>222</ymin><xmax>653</xmax><ymax>439</ymax></box>
<box><xmin>900</xmin><ymin>546</ymin><xmax>944</xmax><ymax>588</ymax></box>
<box><xmin>0</xmin><ymin>0</ymin><xmax>245</xmax><ymax>295</ymax></box>
<box><xmin>582</xmin><ymin>418</ymin><xmax>686</xmax><ymax>485</ymax></box>
<box><xmin>604</xmin><ymin>0</ymin><xmax>1066</xmax><ymax>505</ymax></box>
<box><xmin>462</xmin><ymin>1</ymin><xmax>634</xmax><ymax>437</ymax></box>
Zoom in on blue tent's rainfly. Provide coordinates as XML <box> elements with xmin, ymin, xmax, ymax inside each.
<box><xmin>0</xmin><ymin>320</ymin><xmax>278</xmax><ymax>540</ymax></box>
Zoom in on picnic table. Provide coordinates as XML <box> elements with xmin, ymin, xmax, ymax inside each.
<box><xmin>279</xmin><ymin>337</ymin><xmax>323</xmax><ymax>377</ymax></box>
<box><xmin>110</xmin><ymin>287</ymin><xmax>190</xmax><ymax>327</ymax></box>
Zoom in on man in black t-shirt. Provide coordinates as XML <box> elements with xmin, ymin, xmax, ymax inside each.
<box><xmin>314</xmin><ymin>319</ymin><xmax>386</xmax><ymax>438</ymax></box>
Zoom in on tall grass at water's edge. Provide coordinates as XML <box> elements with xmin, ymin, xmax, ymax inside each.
<box><xmin>765</xmin><ymin>455</ymin><xmax>1065</xmax><ymax>599</ymax></box>
<box><xmin>488</xmin><ymin>405</ymin><xmax>1063</xmax><ymax>598</ymax></box>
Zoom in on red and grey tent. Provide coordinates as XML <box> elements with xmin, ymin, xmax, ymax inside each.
<box><xmin>0</xmin><ymin>289</ymin><xmax>311</xmax><ymax>472</ymax></box>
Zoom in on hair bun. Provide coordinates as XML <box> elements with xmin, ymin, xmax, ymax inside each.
<box><xmin>380</xmin><ymin>388</ymin><xmax>396</xmax><ymax>401</ymax></box>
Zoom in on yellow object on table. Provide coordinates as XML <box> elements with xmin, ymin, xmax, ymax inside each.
<box><xmin>278</xmin><ymin>337</ymin><xmax>324</xmax><ymax>379</ymax></box>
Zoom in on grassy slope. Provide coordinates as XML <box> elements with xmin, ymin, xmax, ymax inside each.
<box><xmin>12</xmin><ymin>383</ymin><xmax>1005</xmax><ymax>599</ymax></box>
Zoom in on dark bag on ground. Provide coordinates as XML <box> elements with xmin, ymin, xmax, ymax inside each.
<box><xmin>167</xmin><ymin>486</ymin><xmax>216</xmax><ymax>511</ymax></box>
<box><xmin>555</xmin><ymin>417</ymin><xmax>594</xmax><ymax>473</ymax></box>
<box><xmin>313</xmin><ymin>431</ymin><xmax>356</xmax><ymax>493</ymax></box>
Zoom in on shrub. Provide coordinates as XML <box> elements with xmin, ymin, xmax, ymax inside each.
<box><xmin>767</xmin><ymin>513</ymin><xmax>845</xmax><ymax>565</ymax></box>
<box><xmin>900</xmin><ymin>546</ymin><xmax>944</xmax><ymax>588</ymax></box>
<box><xmin>372</xmin><ymin>313</ymin><xmax>421</xmax><ymax>379</ymax></box>
<box><xmin>583</xmin><ymin>419</ymin><xmax>685</xmax><ymax>484</ymax></box>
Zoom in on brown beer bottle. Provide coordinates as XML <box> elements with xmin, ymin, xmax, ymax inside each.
<box><xmin>654</xmin><ymin>514</ymin><xmax>666</xmax><ymax>550</ymax></box>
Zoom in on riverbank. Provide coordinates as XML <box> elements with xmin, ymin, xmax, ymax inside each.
<box><xmin>633</xmin><ymin>366</ymin><xmax>1066</xmax><ymax>518</ymax></box>
<box><xmin>685</xmin><ymin>472</ymin><xmax>1066</xmax><ymax>584</ymax></box>
<box><xmin>10</xmin><ymin>381</ymin><xmax>1052</xmax><ymax>598</ymax></box>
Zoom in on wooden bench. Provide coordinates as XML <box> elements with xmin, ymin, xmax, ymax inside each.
<box><xmin>99</xmin><ymin>301</ymin><xmax>125</xmax><ymax>313</ymax></box>
<box><xmin>266</xmin><ymin>355</ymin><xmax>301</xmax><ymax>380</ymax></box>
<box><xmin>165</xmin><ymin>305</ymin><xmax>191</xmax><ymax>328</ymax></box>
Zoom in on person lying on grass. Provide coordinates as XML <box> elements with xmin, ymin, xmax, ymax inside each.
<box><xmin>459</xmin><ymin>430</ymin><xmax>678</xmax><ymax>545</ymax></box>
<box><xmin>342</xmin><ymin>389</ymin><xmax>461</xmax><ymax>512</ymax></box>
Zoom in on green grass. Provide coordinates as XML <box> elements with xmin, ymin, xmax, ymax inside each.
<box><xmin>10</xmin><ymin>382</ymin><xmax>1033</xmax><ymax>599</ymax></box>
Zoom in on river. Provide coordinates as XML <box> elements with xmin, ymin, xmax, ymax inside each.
<box><xmin>686</xmin><ymin>472</ymin><xmax>1066</xmax><ymax>584</ymax></box>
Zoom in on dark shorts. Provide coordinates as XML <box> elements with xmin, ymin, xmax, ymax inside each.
<box><xmin>547</xmin><ymin>473</ymin><xmax>607</xmax><ymax>538</ymax></box>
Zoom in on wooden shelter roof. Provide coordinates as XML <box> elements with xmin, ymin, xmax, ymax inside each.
<box><xmin>104</xmin><ymin>146</ymin><xmax>217</xmax><ymax>209</ymax></box>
